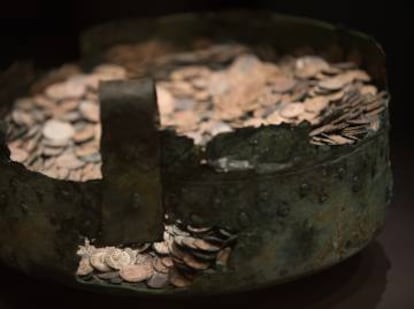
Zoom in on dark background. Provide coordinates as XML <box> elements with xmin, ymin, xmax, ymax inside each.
<box><xmin>1</xmin><ymin>1</ymin><xmax>413</xmax><ymax>308</ymax></box>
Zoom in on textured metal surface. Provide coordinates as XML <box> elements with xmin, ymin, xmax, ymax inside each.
<box><xmin>0</xmin><ymin>11</ymin><xmax>392</xmax><ymax>296</ymax></box>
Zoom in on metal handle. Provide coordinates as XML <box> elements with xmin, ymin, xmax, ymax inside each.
<box><xmin>99</xmin><ymin>79</ymin><xmax>163</xmax><ymax>245</ymax></box>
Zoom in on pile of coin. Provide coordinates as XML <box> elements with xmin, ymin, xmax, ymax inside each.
<box><xmin>5</xmin><ymin>43</ymin><xmax>387</xmax><ymax>181</ymax></box>
<box><xmin>76</xmin><ymin>223</ymin><xmax>237</xmax><ymax>289</ymax></box>
<box><xmin>155</xmin><ymin>52</ymin><xmax>387</xmax><ymax>145</ymax></box>
<box><xmin>5</xmin><ymin>64</ymin><xmax>128</xmax><ymax>181</ymax></box>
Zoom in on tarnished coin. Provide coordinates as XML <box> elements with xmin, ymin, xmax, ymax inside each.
<box><xmin>134</xmin><ymin>242</ymin><xmax>152</xmax><ymax>253</ymax></box>
<box><xmin>295</xmin><ymin>56</ymin><xmax>329</xmax><ymax>78</ymax></box>
<box><xmin>90</xmin><ymin>249</ymin><xmax>112</xmax><ymax>272</ymax></box>
<box><xmin>42</xmin><ymin>146</ymin><xmax>65</xmax><ymax>157</ymax></box>
<box><xmin>79</xmin><ymin>101</ymin><xmax>99</xmax><ymax>122</ymax></box>
<box><xmin>266</xmin><ymin>110</ymin><xmax>284</xmax><ymax>125</ymax></box>
<box><xmin>327</xmin><ymin>134</ymin><xmax>354</xmax><ymax>145</ymax></box>
<box><xmin>12</xmin><ymin>110</ymin><xmax>34</xmax><ymax>126</ymax></box>
<box><xmin>135</xmin><ymin>254</ymin><xmax>153</xmax><ymax>265</ymax></box>
<box><xmin>360</xmin><ymin>85</ymin><xmax>378</xmax><ymax>96</ymax></box>
<box><xmin>169</xmin><ymin>269</ymin><xmax>192</xmax><ymax>288</ymax></box>
<box><xmin>33</xmin><ymin>95</ymin><xmax>55</xmax><ymax>109</ymax></box>
<box><xmin>73</xmin><ymin>126</ymin><xmax>95</xmax><ymax>143</ymax></box>
<box><xmin>271</xmin><ymin>77</ymin><xmax>296</xmax><ymax>93</ymax></box>
<box><xmin>42</xmin><ymin>137</ymin><xmax>70</xmax><ymax>148</ymax></box>
<box><xmin>42</xmin><ymin>120</ymin><xmax>74</xmax><ymax>141</ymax></box>
<box><xmin>93</xmin><ymin>64</ymin><xmax>127</xmax><ymax>79</ymax></box>
<box><xmin>186</xmin><ymin>225</ymin><xmax>212</xmax><ymax>234</ymax></box>
<box><xmin>74</xmin><ymin>142</ymin><xmax>99</xmax><ymax>159</ymax></box>
<box><xmin>153</xmin><ymin>257</ymin><xmax>170</xmax><ymax>273</ymax></box>
<box><xmin>193</xmin><ymin>239</ymin><xmax>221</xmax><ymax>252</ymax></box>
<box><xmin>96</xmin><ymin>271</ymin><xmax>120</xmax><ymax>280</ymax></box>
<box><xmin>59</xmin><ymin>99</ymin><xmax>80</xmax><ymax>112</ymax></box>
<box><xmin>124</xmin><ymin>248</ymin><xmax>138</xmax><ymax>262</ymax></box>
<box><xmin>156</xmin><ymin>85</ymin><xmax>175</xmax><ymax>115</ymax></box>
<box><xmin>279</xmin><ymin>102</ymin><xmax>304</xmax><ymax>119</ymax></box>
<box><xmin>56</xmin><ymin>168</ymin><xmax>69</xmax><ymax>179</ymax></box>
<box><xmin>76</xmin><ymin>256</ymin><xmax>94</xmax><ymax>276</ymax></box>
<box><xmin>179</xmin><ymin>236</ymin><xmax>199</xmax><ymax>250</ymax></box>
<box><xmin>318</xmin><ymin>76</ymin><xmax>347</xmax><ymax>90</ymax></box>
<box><xmin>45</xmin><ymin>83</ymin><xmax>70</xmax><ymax>100</ymax></box>
<box><xmin>9</xmin><ymin>146</ymin><xmax>29</xmax><ymax>162</ymax></box>
<box><xmin>119</xmin><ymin>262</ymin><xmax>154</xmax><ymax>283</ymax></box>
<box><xmin>104</xmin><ymin>248</ymin><xmax>132</xmax><ymax>270</ymax></box>
<box><xmin>216</xmin><ymin>247</ymin><xmax>232</xmax><ymax>267</ymax></box>
<box><xmin>160</xmin><ymin>256</ymin><xmax>174</xmax><ymax>269</ymax></box>
<box><xmin>146</xmin><ymin>271</ymin><xmax>170</xmax><ymax>289</ymax></box>
<box><xmin>182</xmin><ymin>253</ymin><xmax>210</xmax><ymax>270</ymax></box>
<box><xmin>45</xmin><ymin>80</ymin><xmax>86</xmax><ymax>100</ymax></box>
<box><xmin>56</xmin><ymin>153</ymin><xmax>86</xmax><ymax>170</ymax></box>
<box><xmin>153</xmin><ymin>241</ymin><xmax>169</xmax><ymax>255</ymax></box>
<box><xmin>304</xmin><ymin>96</ymin><xmax>329</xmax><ymax>113</ymax></box>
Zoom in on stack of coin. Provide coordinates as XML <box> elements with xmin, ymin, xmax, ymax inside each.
<box><xmin>76</xmin><ymin>223</ymin><xmax>237</xmax><ymax>289</ymax></box>
<box><xmin>5</xmin><ymin>43</ymin><xmax>387</xmax><ymax>182</ymax></box>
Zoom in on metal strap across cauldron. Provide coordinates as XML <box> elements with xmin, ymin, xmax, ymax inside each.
<box><xmin>99</xmin><ymin>79</ymin><xmax>163</xmax><ymax>245</ymax></box>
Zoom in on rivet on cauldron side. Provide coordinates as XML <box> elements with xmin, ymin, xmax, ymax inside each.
<box><xmin>298</xmin><ymin>183</ymin><xmax>310</xmax><ymax>198</ymax></box>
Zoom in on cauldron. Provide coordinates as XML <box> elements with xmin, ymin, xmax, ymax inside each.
<box><xmin>0</xmin><ymin>11</ymin><xmax>392</xmax><ymax>296</ymax></box>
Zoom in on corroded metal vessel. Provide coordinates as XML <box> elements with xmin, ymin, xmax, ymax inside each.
<box><xmin>0</xmin><ymin>11</ymin><xmax>392</xmax><ymax>295</ymax></box>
